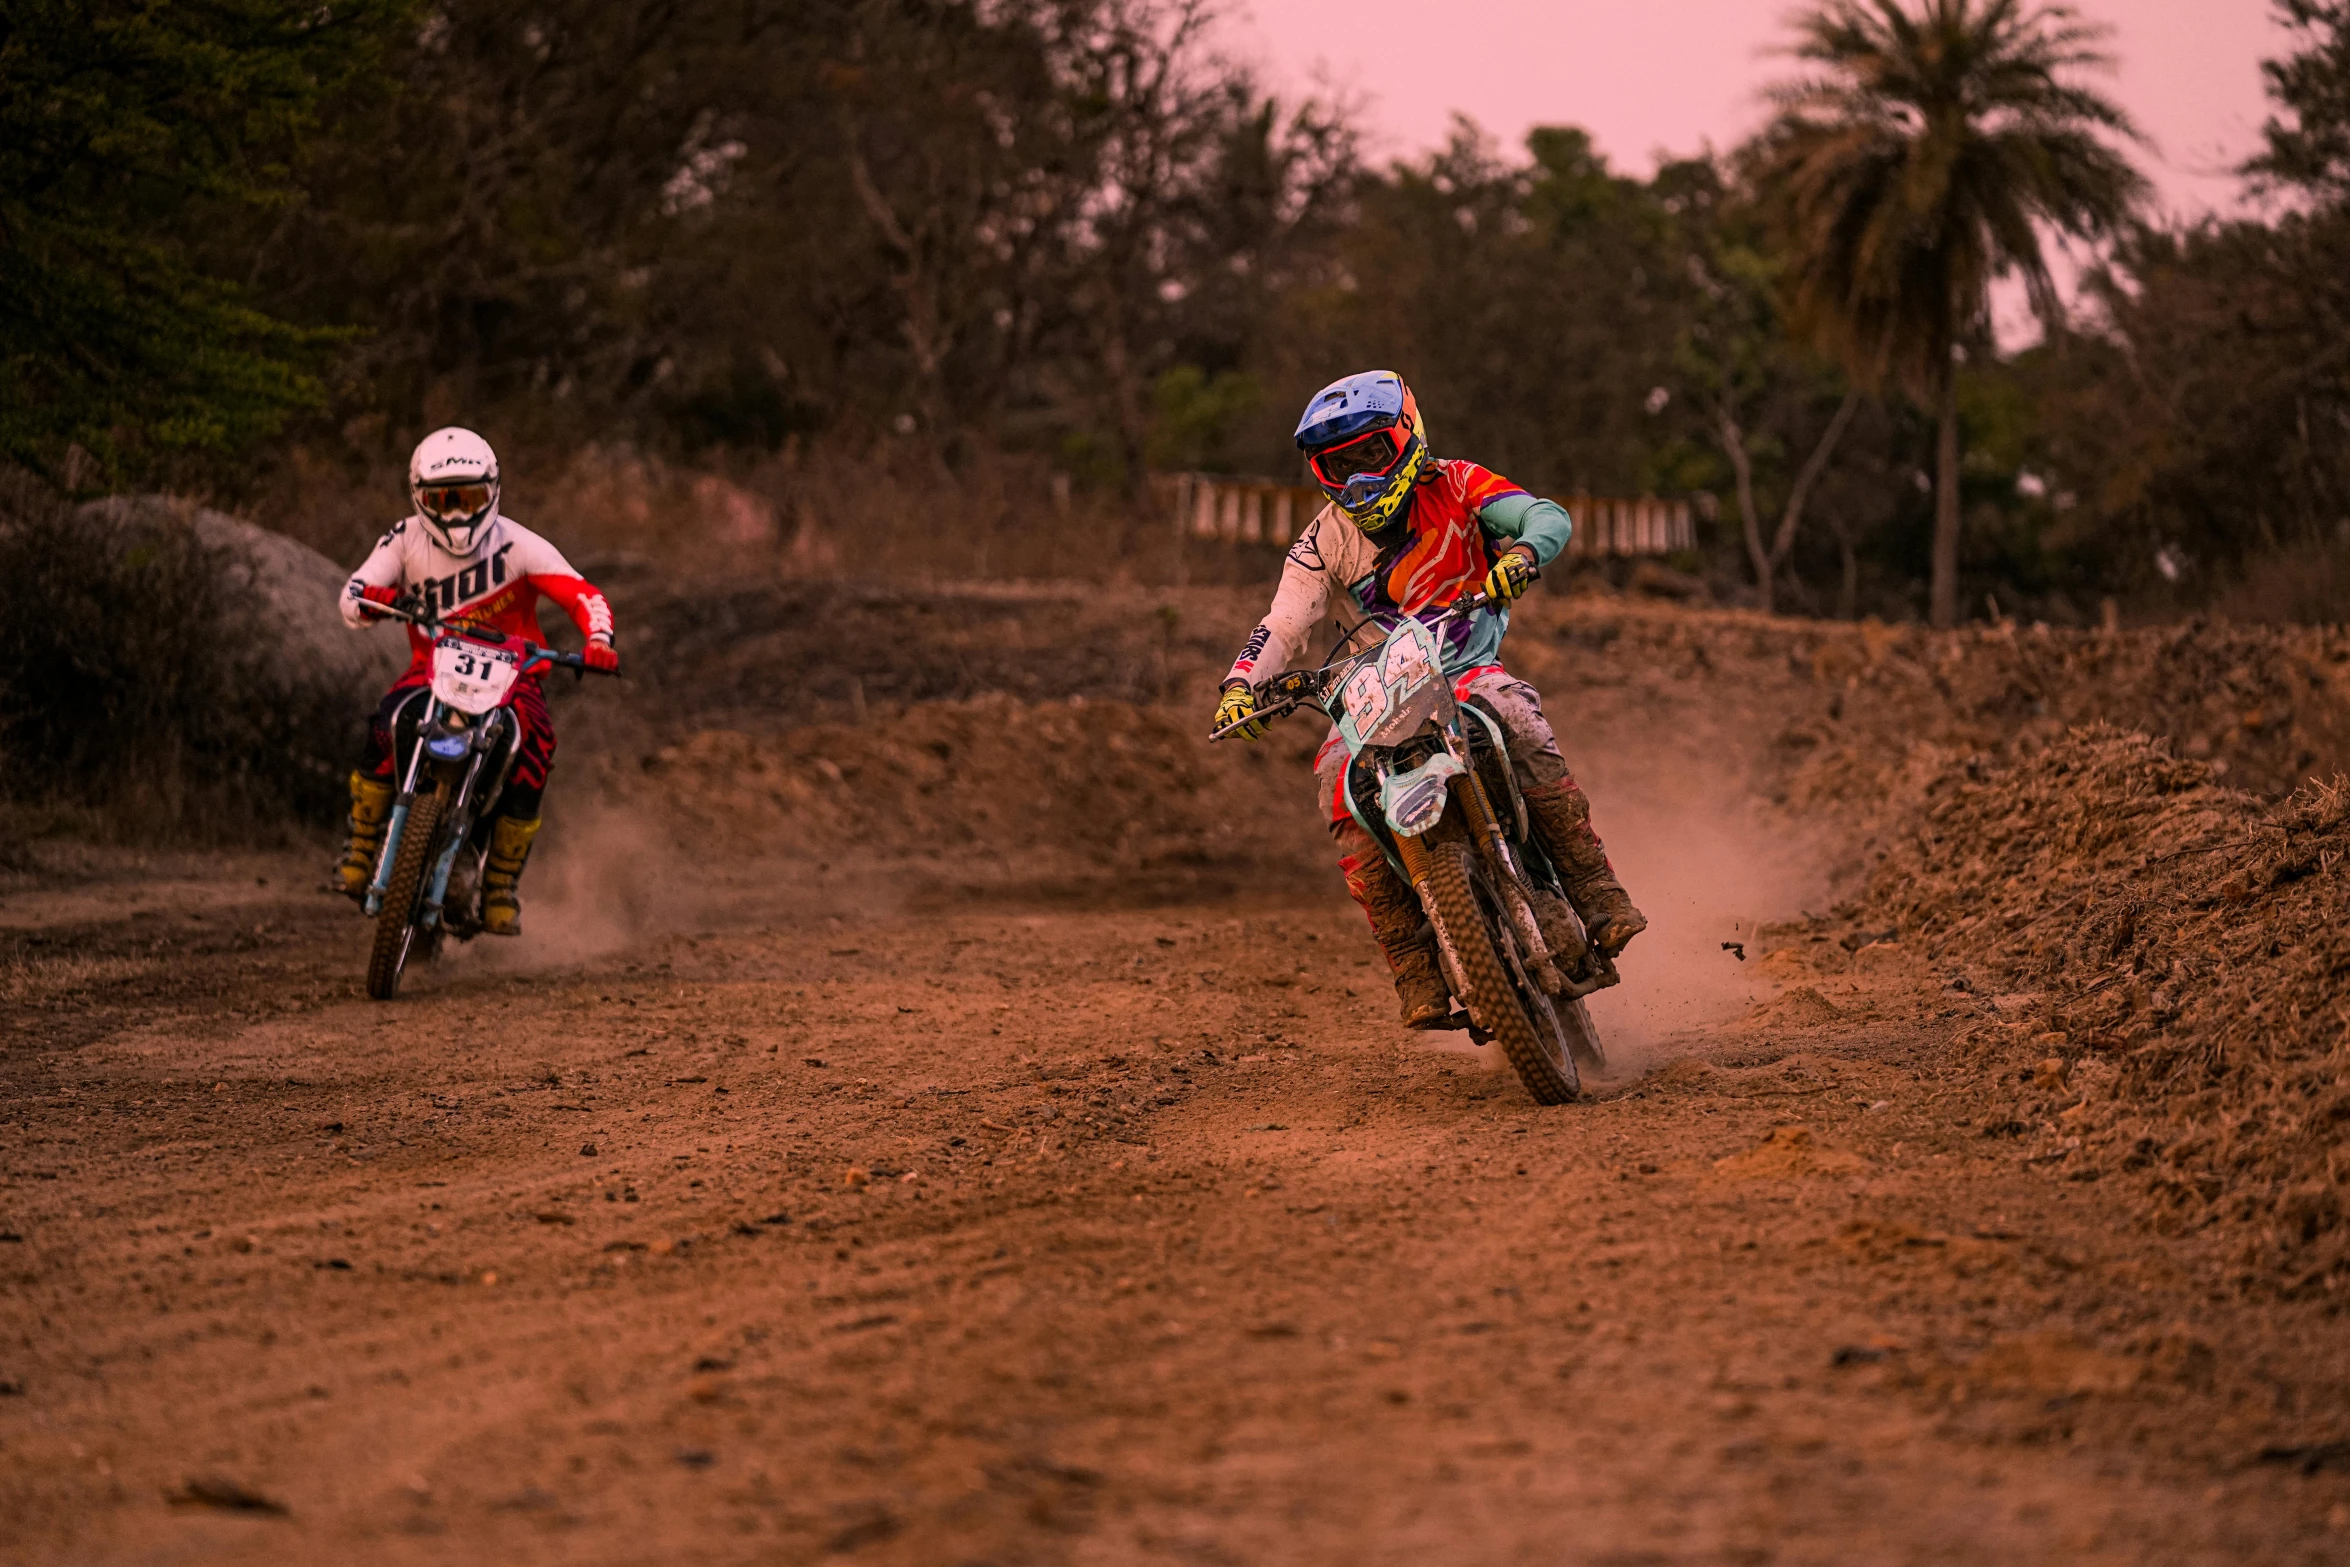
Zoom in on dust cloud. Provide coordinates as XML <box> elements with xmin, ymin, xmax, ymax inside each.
<box><xmin>440</xmin><ymin>796</ymin><xmax>698</xmax><ymax>979</ymax></box>
<box><xmin>1571</xmin><ymin>751</ymin><xmax>1830</xmax><ymax>1074</ymax></box>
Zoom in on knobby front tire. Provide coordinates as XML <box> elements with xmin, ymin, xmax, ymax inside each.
<box><xmin>366</xmin><ymin>783</ymin><xmax>444</xmax><ymax>1002</ymax></box>
<box><xmin>1421</xmin><ymin>838</ymin><xmax>1580</xmax><ymax>1105</ymax></box>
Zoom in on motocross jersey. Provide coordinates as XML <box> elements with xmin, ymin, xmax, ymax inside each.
<box><xmin>1225</xmin><ymin>459</ymin><xmax>1572</xmax><ymax>687</ymax></box>
<box><xmin>340</xmin><ymin>513</ymin><xmax>614</xmax><ymax>680</ymax></box>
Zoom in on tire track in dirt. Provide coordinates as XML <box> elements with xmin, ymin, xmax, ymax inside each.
<box><xmin>5</xmin><ymin>866</ymin><xmax>2348</xmax><ymax>1564</ymax></box>
<box><xmin>7</xmin><ymin>584</ymin><xmax>2350</xmax><ymax>1561</ymax></box>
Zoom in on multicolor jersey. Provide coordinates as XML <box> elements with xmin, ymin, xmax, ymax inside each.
<box><xmin>339</xmin><ymin>513</ymin><xmax>614</xmax><ymax>681</ymax></box>
<box><xmin>1225</xmin><ymin>459</ymin><xmax>1572</xmax><ymax>687</ymax></box>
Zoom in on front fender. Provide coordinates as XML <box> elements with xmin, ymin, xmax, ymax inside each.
<box><xmin>1379</xmin><ymin>750</ymin><xmax>1466</xmax><ymax>838</ymax></box>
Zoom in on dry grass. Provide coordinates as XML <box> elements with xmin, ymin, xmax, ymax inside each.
<box><xmin>2205</xmin><ymin>537</ymin><xmax>2350</xmax><ymax>627</ymax></box>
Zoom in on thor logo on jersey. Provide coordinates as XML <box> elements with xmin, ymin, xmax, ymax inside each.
<box><xmin>346</xmin><ymin>542</ymin><xmax>522</xmax><ymax>619</ymax></box>
<box><xmin>418</xmin><ymin>544</ymin><xmax>518</xmax><ymax>615</ymax></box>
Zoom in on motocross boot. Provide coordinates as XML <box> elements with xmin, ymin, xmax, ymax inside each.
<box><xmin>331</xmin><ymin>771</ymin><xmax>396</xmax><ymax>900</ymax></box>
<box><xmin>481</xmin><ymin>814</ymin><xmax>542</xmax><ymax>936</ymax></box>
<box><xmin>1522</xmin><ymin>775</ymin><xmax>1647</xmax><ymax>957</ymax></box>
<box><xmin>1339</xmin><ymin>835</ymin><xmax>1452</xmax><ymax>1028</ymax></box>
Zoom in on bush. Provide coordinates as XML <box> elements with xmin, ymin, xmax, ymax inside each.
<box><xmin>2204</xmin><ymin>537</ymin><xmax>2350</xmax><ymax>627</ymax></box>
<box><xmin>0</xmin><ymin>472</ymin><xmax>356</xmax><ymax>836</ymax></box>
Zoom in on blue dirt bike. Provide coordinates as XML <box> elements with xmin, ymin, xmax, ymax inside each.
<box><xmin>1212</xmin><ymin>590</ymin><xmax>1613</xmax><ymax>1103</ymax></box>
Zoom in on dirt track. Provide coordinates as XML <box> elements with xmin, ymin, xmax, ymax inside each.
<box><xmin>6</xmin><ymin>588</ymin><xmax>2350</xmax><ymax>1563</ymax></box>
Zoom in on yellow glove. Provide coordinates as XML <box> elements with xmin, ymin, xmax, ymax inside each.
<box><xmin>1214</xmin><ymin>680</ymin><xmax>1266</xmax><ymax>741</ymax></box>
<box><xmin>1483</xmin><ymin>546</ymin><xmax>1538</xmax><ymax>603</ymax></box>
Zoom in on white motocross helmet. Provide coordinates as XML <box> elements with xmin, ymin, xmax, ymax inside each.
<box><xmin>408</xmin><ymin>427</ymin><xmax>501</xmax><ymax>555</ymax></box>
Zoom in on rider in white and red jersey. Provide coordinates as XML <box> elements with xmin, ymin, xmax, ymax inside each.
<box><xmin>329</xmin><ymin>428</ymin><xmax>618</xmax><ymax>934</ymax></box>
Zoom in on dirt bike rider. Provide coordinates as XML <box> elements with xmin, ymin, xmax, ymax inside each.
<box><xmin>1215</xmin><ymin>371</ymin><xmax>1646</xmax><ymax>1028</ymax></box>
<box><xmin>329</xmin><ymin>428</ymin><xmax>618</xmax><ymax>934</ymax></box>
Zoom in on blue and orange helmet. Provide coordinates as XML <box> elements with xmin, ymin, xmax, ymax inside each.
<box><xmin>1295</xmin><ymin>371</ymin><xmax>1429</xmax><ymax>533</ymax></box>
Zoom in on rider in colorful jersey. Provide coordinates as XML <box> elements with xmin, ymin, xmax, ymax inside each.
<box><xmin>329</xmin><ymin>428</ymin><xmax>619</xmax><ymax>934</ymax></box>
<box><xmin>1215</xmin><ymin>371</ymin><xmax>1645</xmax><ymax>1028</ymax></box>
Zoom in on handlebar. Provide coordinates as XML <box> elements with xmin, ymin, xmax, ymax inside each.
<box><xmin>368</xmin><ymin>595</ymin><xmax>620</xmax><ymax>677</ymax></box>
<box><xmin>1205</xmin><ymin>578</ymin><xmax>1521</xmax><ymax>743</ymax></box>
<box><xmin>368</xmin><ymin>594</ymin><xmax>435</xmax><ymax>629</ymax></box>
<box><xmin>528</xmin><ymin>645</ymin><xmax>622</xmax><ymax>677</ymax></box>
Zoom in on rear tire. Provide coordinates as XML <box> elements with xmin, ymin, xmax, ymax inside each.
<box><xmin>366</xmin><ymin>784</ymin><xmax>444</xmax><ymax>1002</ymax></box>
<box><xmin>1421</xmin><ymin>839</ymin><xmax>1580</xmax><ymax>1105</ymax></box>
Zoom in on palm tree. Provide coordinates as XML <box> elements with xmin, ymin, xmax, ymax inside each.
<box><xmin>1754</xmin><ymin>0</ymin><xmax>2145</xmax><ymax>627</ymax></box>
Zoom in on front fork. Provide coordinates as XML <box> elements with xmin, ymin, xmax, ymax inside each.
<box><xmin>362</xmin><ymin>732</ymin><xmax>437</xmax><ymax>917</ymax></box>
<box><xmin>1450</xmin><ymin>746</ymin><xmax>1576</xmax><ymax>994</ymax></box>
<box><xmin>363</xmin><ymin>701</ymin><xmax>494</xmax><ymax>926</ymax></box>
<box><xmin>1406</xmin><ymin>756</ymin><xmax>1608</xmax><ymax>1007</ymax></box>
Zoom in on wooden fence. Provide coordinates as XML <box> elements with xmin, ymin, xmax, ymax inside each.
<box><xmin>1159</xmin><ymin>472</ymin><xmax>1698</xmax><ymax>557</ymax></box>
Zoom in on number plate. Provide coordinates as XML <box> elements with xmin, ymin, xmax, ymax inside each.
<box><xmin>1340</xmin><ymin>665</ymin><xmax>1388</xmax><ymax>730</ymax></box>
<box><xmin>1380</xmin><ymin>627</ymin><xmax>1434</xmax><ymax>694</ymax></box>
<box><xmin>431</xmin><ymin>638</ymin><xmax>520</xmax><ymax>713</ymax></box>
<box><xmin>1338</xmin><ymin>616</ymin><xmax>1448</xmax><ymax>753</ymax></box>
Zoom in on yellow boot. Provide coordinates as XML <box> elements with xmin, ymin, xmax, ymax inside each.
<box><xmin>332</xmin><ymin>771</ymin><xmax>396</xmax><ymax>899</ymax></box>
<box><xmin>481</xmin><ymin>814</ymin><xmax>542</xmax><ymax>936</ymax></box>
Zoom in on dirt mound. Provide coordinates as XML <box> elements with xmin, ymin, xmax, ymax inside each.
<box><xmin>1773</xmin><ymin>617</ymin><xmax>2350</xmax><ymax>802</ymax></box>
<box><xmin>1860</xmin><ymin>727</ymin><xmax>2350</xmax><ymax>1296</ymax></box>
<box><xmin>623</xmin><ymin>581</ymin><xmax>1259</xmax><ymax>732</ymax></box>
<box><xmin>1710</xmin><ymin>1123</ymin><xmax>1865</xmax><ymax>1181</ymax></box>
<box><xmin>1499</xmin><ymin>599</ymin><xmax>2350</xmax><ymax>818</ymax></box>
<box><xmin>635</xmin><ymin>692</ymin><xmax>1330</xmax><ymax>889</ymax></box>
<box><xmin>607</xmin><ymin>577</ymin><xmax>2350</xmax><ymax>828</ymax></box>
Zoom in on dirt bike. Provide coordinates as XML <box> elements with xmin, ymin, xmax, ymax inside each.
<box><xmin>1210</xmin><ymin>586</ymin><xmax>1614</xmax><ymax>1104</ymax></box>
<box><xmin>358</xmin><ymin>596</ymin><xmax>616</xmax><ymax>1000</ymax></box>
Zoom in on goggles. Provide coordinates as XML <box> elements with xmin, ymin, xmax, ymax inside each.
<box><xmin>1308</xmin><ymin>426</ymin><xmax>1406</xmax><ymax>489</ymax></box>
<box><xmin>417</xmin><ymin>482</ymin><xmax>494</xmax><ymax>523</ymax></box>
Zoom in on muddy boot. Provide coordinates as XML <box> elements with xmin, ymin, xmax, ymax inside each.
<box><xmin>331</xmin><ymin>771</ymin><xmax>396</xmax><ymax>900</ymax></box>
<box><xmin>1523</xmin><ymin>776</ymin><xmax>1647</xmax><ymax>957</ymax></box>
<box><xmin>481</xmin><ymin>814</ymin><xmax>542</xmax><ymax>936</ymax></box>
<box><xmin>1340</xmin><ymin>838</ymin><xmax>1452</xmax><ymax>1028</ymax></box>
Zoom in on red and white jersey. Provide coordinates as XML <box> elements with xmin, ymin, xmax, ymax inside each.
<box><xmin>340</xmin><ymin>513</ymin><xmax>614</xmax><ymax>679</ymax></box>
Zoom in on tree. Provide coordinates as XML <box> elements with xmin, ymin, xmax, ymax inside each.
<box><xmin>2013</xmin><ymin>4</ymin><xmax>2350</xmax><ymax>600</ymax></box>
<box><xmin>2249</xmin><ymin>1</ymin><xmax>2350</xmax><ymax>201</ymax></box>
<box><xmin>1665</xmin><ymin>158</ymin><xmax>1861</xmax><ymax>613</ymax></box>
<box><xmin>0</xmin><ymin>0</ymin><xmax>407</xmax><ymax>481</ymax></box>
<box><xmin>1317</xmin><ymin>123</ymin><xmax>1689</xmax><ymax>498</ymax></box>
<box><xmin>1753</xmin><ymin>0</ymin><xmax>2144</xmax><ymax>626</ymax></box>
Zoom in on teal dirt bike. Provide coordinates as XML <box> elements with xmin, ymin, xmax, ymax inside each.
<box><xmin>1212</xmin><ymin>590</ymin><xmax>1615</xmax><ymax>1104</ymax></box>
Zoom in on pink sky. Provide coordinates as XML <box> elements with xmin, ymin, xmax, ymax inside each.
<box><xmin>1236</xmin><ymin>0</ymin><xmax>2294</xmax><ymax>221</ymax></box>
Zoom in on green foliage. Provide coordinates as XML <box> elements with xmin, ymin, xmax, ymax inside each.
<box><xmin>2250</xmin><ymin>0</ymin><xmax>2350</xmax><ymax>199</ymax></box>
<box><xmin>1751</xmin><ymin>0</ymin><xmax>2146</xmax><ymax>394</ymax></box>
<box><xmin>2020</xmin><ymin>214</ymin><xmax>2350</xmax><ymax>582</ymax></box>
<box><xmin>1988</xmin><ymin>3</ymin><xmax>2350</xmax><ymax>610</ymax></box>
<box><xmin>0</xmin><ymin>0</ymin><xmax>410</xmax><ymax>481</ymax></box>
<box><xmin>1148</xmin><ymin>366</ymin><xmax>1263</xmax><ymax>473</ymax></box>
<box><xmin>1287</xmin><ymin>119</ymin><xmax>1687</xmax><ymax>497</ymax></box>
<box><xmin>11</xmin><ymin>0</ymin><xmax>2350</xmax><ymax>632</ymax></box>
<box><xmin>1750</xmin><ymin>0</ymin><xmax>2146</xmax><ymax>624</ymax></box>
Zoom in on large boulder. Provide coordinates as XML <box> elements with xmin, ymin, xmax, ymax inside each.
<box><xmin>76</xmin><ymin>495</ymin><xmax>407</xmax><ymax>702</ymax></box>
